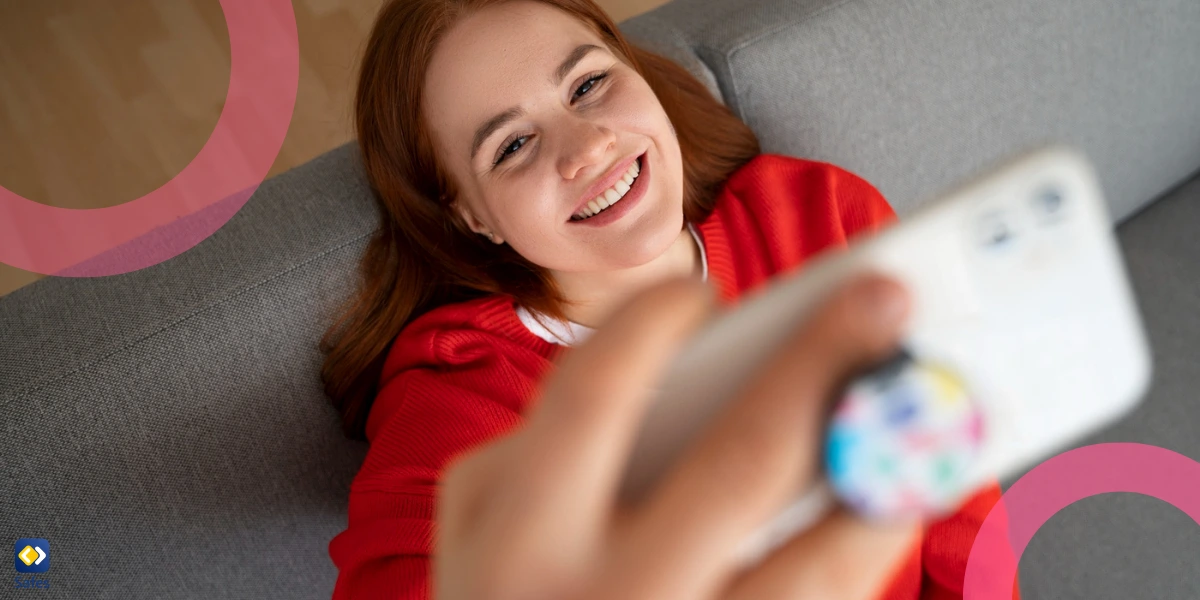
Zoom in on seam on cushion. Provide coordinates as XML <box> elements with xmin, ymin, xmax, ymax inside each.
<box><xmin>635</xmin><ymin>14</ymin><xmax>725</xmax><ymax>105</ymax></box>
<box><xmin>710</xmin><ymin>0</ymin><xmax>859</xmax><ymax>121</ymax></box>
<box><xmin>724</xmin><ymin>0</ymin><xmax>858</xmax><ymax>55</ymax></box>
<box><xmin>693</xmin><ymin>45</ymin><xmax>740</xmax><ymax>117</ymax></box>
<box><xmin>1</xmin><ymin>230</ymin><xmax>375</xmax><ymax>406</ymax></box>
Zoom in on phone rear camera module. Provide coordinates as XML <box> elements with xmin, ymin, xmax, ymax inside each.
<box><xmin>1032</xmin><ymin>184</ymin><xmax>1068</xmax><ymax>224</ymax></box>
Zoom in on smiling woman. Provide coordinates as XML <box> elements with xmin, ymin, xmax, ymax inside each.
<box><xmin>321</xmin><ymin>0</ymin><xmax>1007</xmax><ymax>598</ymax></box>
<box><xmin>320</xmin><ymin>0</ymin><xmax>759</xmax><ymax>444</ymax></box>
<box><xmin>422</xmin><ymin>4</ymin><xmax>692</xmax><ymax>291</ymax></box>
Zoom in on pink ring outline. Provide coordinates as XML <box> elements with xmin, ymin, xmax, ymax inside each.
<box><xmin>964</xmin><ymin>443</ymin><xmax>1200</xmax><ymax>599</ymax></box>
<box><xmin>0</xmin><ymin>0</ymin><xmax>299</xmax><ymax>276</ymax></box>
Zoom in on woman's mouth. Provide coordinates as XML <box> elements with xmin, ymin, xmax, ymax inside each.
<box><xmin>569</xmin><ymin>155</ymin><xmax>644</xmax><ymax>223</ymax></box>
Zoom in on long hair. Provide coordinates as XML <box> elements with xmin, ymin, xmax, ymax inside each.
<box><xmin>320</xmin><ymin>0</ymin><xmax>760</xmax><ymax>441</ymax></box>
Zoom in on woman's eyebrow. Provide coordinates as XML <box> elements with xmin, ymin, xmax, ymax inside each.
<box><xmin>469</xmin><ymin>44</ymin><xmax>603</xmax><ymax>161</ymax></box>
<box><xmin>471</xmin><ymin>107</ymin><xmax>523</xmax><ymax>161</ymax></box>
<box><xmin>551</xmin><ymin>44</ymin><xmax>601</xmax><ymax>87</ymax></box>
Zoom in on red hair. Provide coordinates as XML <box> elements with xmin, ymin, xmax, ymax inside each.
<box><xmin>320</xmin><ymin>0</ymin><xmax>760</xmax><ymax>441</ymax></box>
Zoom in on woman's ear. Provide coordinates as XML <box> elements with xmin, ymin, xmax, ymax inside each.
<box><xmin>452</xmin><ymin>200</ymin><xmax>486</xmax><ymax>235</ymax></box>
<box><xmin>451</xmin><ymin>200</ymin><xmax>502</xmax><ymax>243</ymax></box>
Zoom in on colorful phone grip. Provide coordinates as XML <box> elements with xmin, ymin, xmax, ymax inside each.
<box><xmin>824</xmin><ymin>347</ymin><xmax>986</xmax><ymax>521</ymax></box>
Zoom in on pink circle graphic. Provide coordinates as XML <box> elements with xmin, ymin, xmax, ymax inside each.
<box><xmin>0</xmin><ymin>0</ymin><xmax>299</xmax><ymax>277</ymax></box>
<box><xmin>964</xmin><ymin>443</ymin><xmax>1200</xmax><ymax>599</ymax></box>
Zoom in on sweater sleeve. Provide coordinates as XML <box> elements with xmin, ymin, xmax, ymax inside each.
<box><xmin>717</xmin><ymin>154</ymin><xmax>899</xmax><ymax>287</ymax></box>
<box><xmin>328</xmin><ymin>360</ymin><xmax>527</xmax><ymax>600</ymax></box>
<box><xmin>820</xmin><ymin>162</ymin><xmax>1019</xmax><ymax>599</ymax></box>
<box><xmin>920</xmin><ymin>482</ymin><xmax>1021</xmax><ymax>600</ymax></box>
<box><xmin>730</xmin><ymin>155</ymin><xmax>1017</xmax><ymax>599</ymax></box>
<box><xmin>826</xmin><ymin>160</ymin><xmax>899</xmax><ymax>241</ymax></box>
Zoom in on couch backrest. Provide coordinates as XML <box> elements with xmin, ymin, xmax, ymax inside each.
<box><xmin>3</xmin><ymin>0</ymin><xmax>1199</xmax><ymax>598</ymax></box>
<box><xmin>622</xmin><ymin>0</ymin><xmax>1200</xmax><ymax>221</ymax></box>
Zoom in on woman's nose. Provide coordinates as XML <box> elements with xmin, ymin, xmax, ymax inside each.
<box><xmin>557</xmin><ymin>120</ymin><xmax>617</xmax><ymax>180</ymax></box>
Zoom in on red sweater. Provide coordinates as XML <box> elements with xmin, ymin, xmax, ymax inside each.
<box><xmin>329</xmin><ymin>154</ymin><xmax>1015</xmax><ymax>599</ymax></box>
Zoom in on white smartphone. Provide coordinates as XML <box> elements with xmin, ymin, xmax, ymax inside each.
<box><xmin>616</xmin><ymin>144</ymin><xmax>1153</xmax><ymax>565</ymax></box>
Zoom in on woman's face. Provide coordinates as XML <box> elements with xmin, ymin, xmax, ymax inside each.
<box><xmin>423</xmin><ymin>0</ymin><xmax>685</xmax><ymax>274</ymax></box>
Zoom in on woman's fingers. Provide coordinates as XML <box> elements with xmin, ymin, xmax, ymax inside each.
<box><xmin>721</xmin><ymin>510</ymin><xmax>922</xmax><ymax>600</ymax></box>
<box><xmin>516</xmin><ymin>276</ymin><xmax>718</xmax><ymax>533</ymax></box>
<box><xmin>614</xmin><ymin>273</ymin><xmax>912</xmax><ymax>598</ymax></box>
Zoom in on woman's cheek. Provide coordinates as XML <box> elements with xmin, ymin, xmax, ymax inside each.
<box><xmin>628</xmin><ymin>86</ymin><xmax>671</xmax><ymax>133</ymax></box>
<box><xmin>513</xmin><ymin>189</ymin><xmax>557</xmax><ymax>234</ymax></box>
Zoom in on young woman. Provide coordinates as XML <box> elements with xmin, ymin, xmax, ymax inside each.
<box><xmin>321</xmin><ymin>0</ymin><xmax>1012</xmax><ymax>598</ymax></box>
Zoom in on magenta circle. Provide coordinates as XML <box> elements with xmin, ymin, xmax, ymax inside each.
<box><xmin>964</xmin><ymin>443</ymin><xmax>1200</xmax><ymax>599</ymax></box>
<box><xmin>0</xmin><ymin>0</ymin><xmax>299</xmax><ymax>276</ymax></box>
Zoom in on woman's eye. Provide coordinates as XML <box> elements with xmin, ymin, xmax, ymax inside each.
<box><xmin>492</xmin><ymin>71</ymin><xmax>609</xmax><ymax>167</ymax></box>
<box><xmin>573</xmin><ymin>72</ymin><xmax>608</xmax><ymax>102</ymax></box>
<box><xmin>494</xmin><ymin>135</ymin><xmax>528</xmax><ymax>166</ymax></box>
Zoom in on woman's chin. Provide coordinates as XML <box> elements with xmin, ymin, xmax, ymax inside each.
<box><xmin>615</xmin><ymin>221</ymin><xmax>689</xmax><ymax>268</ymax></box>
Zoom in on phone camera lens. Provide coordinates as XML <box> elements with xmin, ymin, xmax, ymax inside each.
<box><xmin>1033</xmin><ymin>185</ymin><xmax>1067</xmax><ymax>223</ymax></box>
<box><xmin>977</xmin><ymin>211</ymin><xmax>1016</xmax><ymax>251</ymax></box>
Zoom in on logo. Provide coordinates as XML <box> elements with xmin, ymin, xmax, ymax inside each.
<box><xmin>13</xmin><ymin>539</ymin><xmax>49</xmax><ymax>574</ymax></box>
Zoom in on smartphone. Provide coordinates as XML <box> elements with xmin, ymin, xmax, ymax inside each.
<box><xmin>616</xmin><ymin>144</ymin><xmax>1153</xmax><ymax>565</ymax></box>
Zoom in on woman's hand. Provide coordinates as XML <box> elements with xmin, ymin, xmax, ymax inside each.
<box><xmin>435</xmin><ymin>273</ymin><xmax>921</xmax><ymax>600</ymax></box>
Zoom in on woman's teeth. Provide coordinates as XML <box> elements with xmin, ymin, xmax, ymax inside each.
<box><xmin>572</xmin><ymin>158</ymin><xmax>641</xmax><ymax>221</ymax></box>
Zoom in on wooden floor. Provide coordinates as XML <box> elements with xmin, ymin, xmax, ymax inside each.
<box><xmin>0</xmin><ymin>0</ymin><xmax>669</xmax><ymax>297</ymax></box>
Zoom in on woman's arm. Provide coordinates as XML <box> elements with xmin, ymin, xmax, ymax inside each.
<box><xmin>329</xmin><ymin>364</ymin><xmax>525</xmax><ymax>600</ymax></box>
<box><xmin>753</xmin><ymin>156</ymin><xmax>1017</xmax><ymax>600</ymax></box>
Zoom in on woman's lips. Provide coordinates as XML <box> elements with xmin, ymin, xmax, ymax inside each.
<box><xmin>567</xmin><ymin>154</ymin><xmax>648</xmax><ymax>228</ymax></box>
<box><xmin>570</xmin><ymin>153</ymin><xmax>642</xmax><ymax>218</ymax></box>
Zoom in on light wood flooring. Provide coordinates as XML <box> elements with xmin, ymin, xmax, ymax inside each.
<box><xmin>0</xmin><ymin>0</ymin><xmax>670</xmax><ymax>297</ymax></box>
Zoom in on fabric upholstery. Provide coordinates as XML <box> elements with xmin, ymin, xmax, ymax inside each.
<box><xmin>622</xmin><ymin>0</ymin><xmax>1200</xmax><ymax>221</ymax></box>
<box><xmin>2</xmin><ymin>146</ymin><xmax>376</xmax><ymax>599</ymax></box>
<box><xmin>2</xmin><ymin>0</ymin><xmax>1198</xmax><ymax>597</ymax></box>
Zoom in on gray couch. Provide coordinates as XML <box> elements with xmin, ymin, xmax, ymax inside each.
<box><xmin>3</xmin><ymin>0</ymin><xmax>1198</xmax><ymax>598</ymax></box>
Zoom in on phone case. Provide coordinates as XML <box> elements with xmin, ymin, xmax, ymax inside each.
<box><xmin>616</xmin><ymin>145</ymin><xmax>1153</xmax><ymax>565</ymax></box>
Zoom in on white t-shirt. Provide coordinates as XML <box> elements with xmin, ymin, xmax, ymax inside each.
<box><xmin>515</xmin><ymin>222</ymin><xmax>709</xmax><ymax>347</ymax></box>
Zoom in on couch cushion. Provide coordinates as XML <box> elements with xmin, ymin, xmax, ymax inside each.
<box><xmin>621</xmin><ymin>0</ymin><xmax>1200</xmax><ymax>222</ymax></box>
<box><xmin>0</xmin><ymin>144</ymin><xmax>374</xmax><ymax>600</ymax></box>
<box><xmin>3</xmin><ymin>0</ymin><xmax>1198</xmax><ymax>597</ymax></box>
<box><xmin>1003</xmin><ymin>173</ymin><xmax>1200</xmax><ymax>598</ymax></box>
